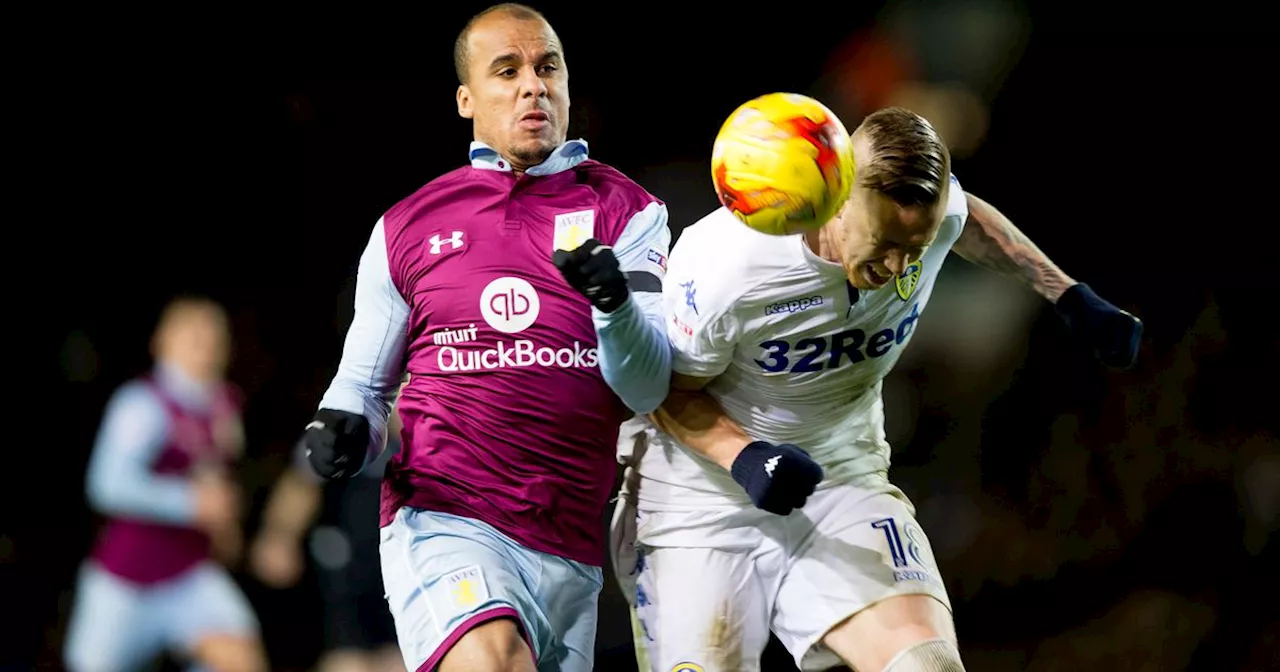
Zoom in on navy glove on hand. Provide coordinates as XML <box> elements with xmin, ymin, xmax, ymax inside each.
<box><xmin>1053</xmin><ymin>283</ymin><xmax>1143</xmax><ymax>369</ymax></box>
<box><xmin>302</xmin><ymin>409</ymin><xmax>370</xmax><ymax>479</ymax></box>
<box><xmin>730</xmin><ymin>441</ymin><xmax>824</xmax><ymax>515</ymax></box>
<box><xmin>552</xmin><ymin>238</ymin><xmax>629</xmax><ymax>313</ymax></box>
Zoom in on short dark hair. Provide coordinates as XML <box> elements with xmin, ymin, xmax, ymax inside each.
<box><xmin>454</xmin><ymin>3</ymin><xmax>549</xmax><ymax>84</ymax></box>
<box><xmin>857</xmin><ymin>107</ymin><xmax>950</xmax><ymax>207</ymax></box>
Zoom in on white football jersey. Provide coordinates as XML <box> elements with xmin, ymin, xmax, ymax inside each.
<box><xmin>634</xmin><ymin>176</ymin><xmax>969</xmax><ymax>508</ymax></box>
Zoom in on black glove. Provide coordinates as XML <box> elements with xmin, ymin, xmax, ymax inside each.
<box><xmin>730</xmin><ymin>441</ymin><xmax>824</xmax><ymax>515</ymax></box>
<box><xmin>552</xmin><ymin>238</ymin><xmax>629</xmax><ymax>313</ymax></box>
<box><xmin>1053</xmin><ymin>283</ymin><xmax>1143</xmax><ymax>369</ymax></box>
<box><xmin>302</xmin><ymin>409</ymin><xmax>370</xmax><ymax>479</ymax></box>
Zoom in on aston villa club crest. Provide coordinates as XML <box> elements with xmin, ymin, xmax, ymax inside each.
<box><xmin>553</xmin><ymin>209</ymin><xmax>595</xmax><ymax>251</ymax></box>
<box><xmin>895</xmin><ymin>260</ymin><xmax>923</xmax><ymax>301</ymax></box>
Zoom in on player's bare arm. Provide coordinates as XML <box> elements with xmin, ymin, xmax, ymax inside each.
<box><xmin>953</xmin><ymin>192</ymin><xmax>1076</xmax><ymax>303</ymax></box>
<box><xmin>954</xmin><ymin>191</ymin><xmax>1143</xmax><ymax>368</ymax></box>
<box><xmin>650</xmin><ymin>372</ymin><xmax>823</xmax><ymax>516</ymax></box>
<box><xmin>648</xmin><ymin>373</ymin><xmax>752</xmax><ymax>471</ymax></box>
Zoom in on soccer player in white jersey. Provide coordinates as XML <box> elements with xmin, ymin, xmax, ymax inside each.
<box><xmin>612</xmin><ymin>107</ymin><xmax>1143</xmax><ymax>672</ymax></box>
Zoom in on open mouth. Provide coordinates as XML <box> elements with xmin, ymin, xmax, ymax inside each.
<box><xmin>864</xmin><ymin>264</ymin><xmax>893</xmax><ymax>287</ymax></box>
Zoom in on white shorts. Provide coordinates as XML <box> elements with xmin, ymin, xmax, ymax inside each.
<box><xmin>63</xmin><ymin>561</ymin><xmax>259</xmax><ymax>672</ymax></box>
<box><xmin>380</xmin><ymin>507</ymin><xmax>603</xmax><ymax>672</ymax></box>
<box><xmin>611</xmin><ymin>479</ymin><xmax>951</xmax><ymax>672</ymax></box>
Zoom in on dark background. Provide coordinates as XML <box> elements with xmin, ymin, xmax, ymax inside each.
<box><xmin>10</xmin><ymin>1</ymin><xmax>1278</xmax><ymax>669</ymax></box>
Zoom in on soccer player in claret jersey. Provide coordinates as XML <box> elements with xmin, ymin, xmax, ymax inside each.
<box><xmin>299</xmin><ymin>4</ymin><xmax>673</xmax><ymax>672</ymax></box>
<box><xmin>613</xmin><ymin>107</ymin><xmax>1143</xmax><ymax>672</ymax></box>
<box><xmin>64</xmin><ymin>297</ymin><xmax>267</xmax><ymax>672</ymax></box>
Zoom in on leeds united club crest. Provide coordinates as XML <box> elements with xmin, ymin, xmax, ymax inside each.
<box><xmin>895</xmin><ymin>260</ymin><xmax>923</xmax><ymax>301</ymax></box>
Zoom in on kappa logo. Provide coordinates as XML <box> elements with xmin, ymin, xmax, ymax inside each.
<box><xmin>429</xmin><ymin>231</ymin><xmax>464</xmax><ymax>255</ymax></box>
<box><xmin>765</xmin><ymin>295</ymin><xmax>824</xmax><ymax>316</ymax></box>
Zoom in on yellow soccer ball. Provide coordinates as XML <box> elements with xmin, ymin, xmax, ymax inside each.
<box><xmin>711</xmin><ymin>92</ymin><xmax>856</xmax><ymax>236</ymax></box>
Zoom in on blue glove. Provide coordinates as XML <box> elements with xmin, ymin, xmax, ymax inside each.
<box><xmin>1053</xmin><ymin>283</ymin><xmax>1143</xmax><ymax>369</ymax></box>
<box><xmin>730</xmin><ymin>441</ymin><xmax>824</xmax><ymax>515</ymax></box>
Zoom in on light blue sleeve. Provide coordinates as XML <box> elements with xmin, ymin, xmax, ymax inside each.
<box><xmin>318</xmin><ymin>217</ymin><xmax>411</xmax><ymax>471</ymax></box>
<box><xmin>85</xmin><ymin>382</ymin><xmax>196</xmax><ymax>524</ymax></box>
<box><xmin>593</xmin><ymin>200</ymin><xmax>674</xmax><ymax>414</ymax></box>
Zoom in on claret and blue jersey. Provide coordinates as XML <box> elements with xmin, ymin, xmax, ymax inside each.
<box><xmin>318</xmin><ymin>139</ymin><xmax>673</xmax><ymax>566</ymax></box>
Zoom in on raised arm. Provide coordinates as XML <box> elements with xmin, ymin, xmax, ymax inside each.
<box><xmin>305</xmin><ymin>218</ymin><xmax>410</xmax><ymax>478</ymax></box>
<box><xmin>953</xmin><ymin>189</ymin><xmax>1143</xmax><ymax>368</ymax></box>
<box><xmin>953</xmin><ymin>192</ymin><xmax>1076</xmax><ymax>302</ymax></box>
<box><xmin>593</xmin><ymin>201</ymin><xmax>674</xmax><ymax>414</ymax></box>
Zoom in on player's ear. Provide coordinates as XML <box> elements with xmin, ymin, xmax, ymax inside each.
<box><xmin>457</xmin><ymin>85</ymin><xmax>474</xmax><ymax>120</ymax></box>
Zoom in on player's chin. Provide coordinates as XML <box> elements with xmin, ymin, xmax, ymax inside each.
<box><xmin>509</xmin><ymin>136</ymin><xmax>558</xmax><ymax>165</ymax></box>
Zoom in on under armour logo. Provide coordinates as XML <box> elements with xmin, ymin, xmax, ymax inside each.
<box><xmin>429</xmin><ymin>231</ymin><xmax>464</xmax><ymax>254</ymax></box>
<box><xmin>764</xmin><ymin>455</ymin><xmax>780</xmax><ymax>477</ymax></box>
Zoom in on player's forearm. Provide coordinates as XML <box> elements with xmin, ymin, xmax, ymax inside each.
<box><xmin>319</xmin><ymin>374</ymin><xmax>396</xmax><ymax>464</ymax></box>
<box><xmin>85</xmin><ymin>386</ymin><xmax>196</xmax><ymax>524</ymax></box>
<box><xmin>259</xmin><ymin>468</ymin><xmax>321</xmax><ymax>539</ymax></box>
<box><xmin>318</xmin><ymin>217</ymin><xmax>410</xmax><ymax>467</ymax></box>
<box><xmin>87</xmin><ymin>460</ymin><xmax>196</xmax><ymax>524</ymax></box>
<box><xmin>649</xmin><ymin>388</ymin><xmax>751</xmax><ymax>471</ymax></box>
<box><xmin>954</xmin><ymin>192</ymin><xmax>1076</xmax><ymax>303</ymax></box>
<box><xmin>595</xmin><ymin>294</ymin><xmax>673</xmax><ymax>414</ymax></box>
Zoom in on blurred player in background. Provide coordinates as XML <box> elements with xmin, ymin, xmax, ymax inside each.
<box><xmin>64</xmin><ymin>297</ymin><xmax>267</xmax><ymax>672</ymax></box>
<box><xmin>614</xmin><ymin>107</ymin><xmax>1143</xmax><ymax>672</ymax></box>
<box><xmin>299</xmin><ymin>4</ymin><xmax>672</xmax><ymax>672</ymax></box>
<box><xmin>250</xmin><ymin>379</ymin><xmax>410</xmax><ymax>672</ymax></box>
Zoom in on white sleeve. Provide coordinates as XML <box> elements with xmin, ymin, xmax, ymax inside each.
<box><xmin>662</xmin><ymin>226</ymin><xmax>743</xmax><ymax>379</ymax></box>
<box><xmin>949</xmin><ymin>173</ymin><xmax>969</xmax><ymax>227</ymax></box>
<box><xmin>318</xmin><ymin>217</ymin><xmax>410</xmax><ymax>465</ymax></box>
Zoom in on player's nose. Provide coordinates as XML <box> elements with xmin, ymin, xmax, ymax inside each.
<box><xmin>518</xmin><ymin>66</ymin><xmax>548</xmax><ymax>98</ymax></box>
<box><xmin>883</xmin><ymin>253</ymin><xmax>906</xmax><ymax>276</ymax></box>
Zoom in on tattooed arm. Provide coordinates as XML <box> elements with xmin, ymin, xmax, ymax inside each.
<box><xmin>953</xmin><ymin>192</ymin><xmax>1077</xmax><ymax>303</ymax></box>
